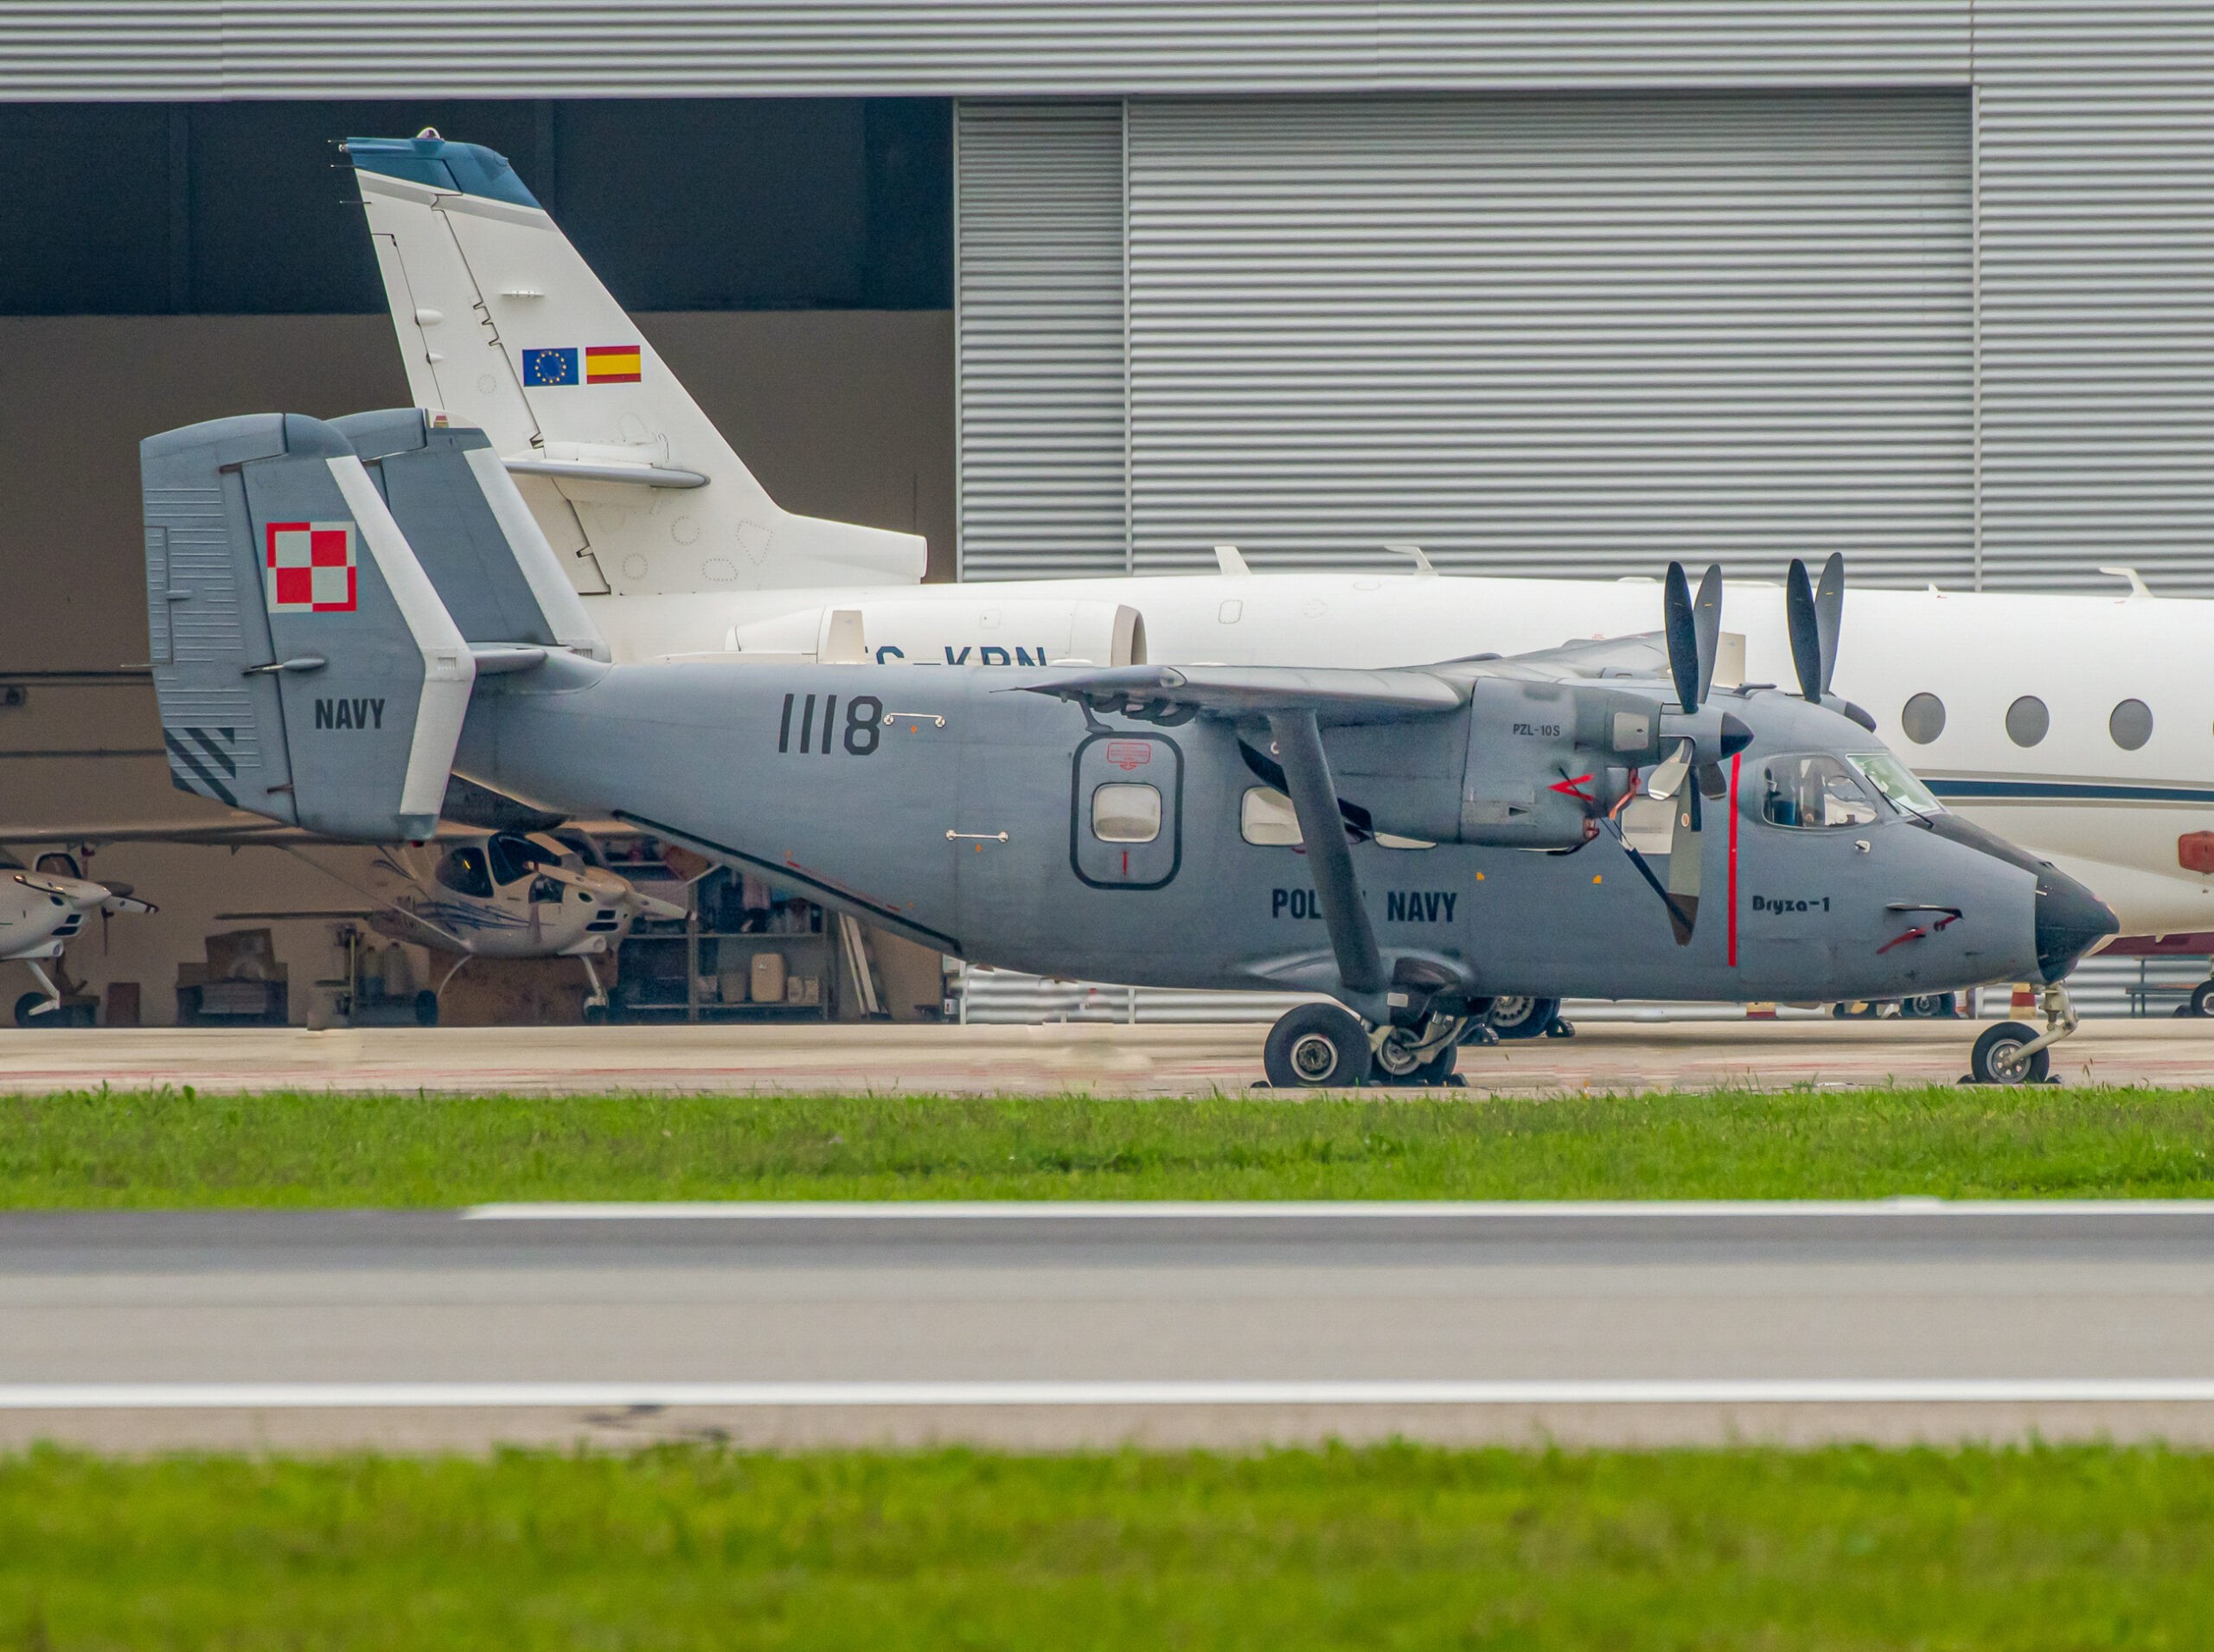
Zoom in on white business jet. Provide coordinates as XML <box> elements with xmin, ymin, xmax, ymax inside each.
<box><xmin>349</xmin><ymin>131</ymin><xmax>2214</xmax><ymax>977</ymax></box>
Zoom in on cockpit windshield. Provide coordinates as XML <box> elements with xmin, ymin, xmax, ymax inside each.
<box><xmin>1849</xmin><ymin>752</ymin><xmax>1946</xmax><ymax>817</ymax></box>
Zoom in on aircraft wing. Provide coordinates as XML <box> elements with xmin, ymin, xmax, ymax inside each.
<box><xmin>1021</xmin><ymin>663</ymin><xmax>1465</xmax><ymax>725</ymax></box>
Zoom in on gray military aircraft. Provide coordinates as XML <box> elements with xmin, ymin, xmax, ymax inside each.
<box><xmin>139</xmin><ymin>411</ymin><xmax>2117</xmax><ymax>1085</ymax></box>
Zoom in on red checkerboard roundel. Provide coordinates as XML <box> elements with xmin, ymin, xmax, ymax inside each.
<box><xmin>265</xmin><ymin>521</ymin><xmax>356</xmax><ymax>613</ymax></box>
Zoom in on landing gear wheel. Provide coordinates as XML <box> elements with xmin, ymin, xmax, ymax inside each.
<box><xmin>1488</xmin><ymin>996</ymin><xmax>1560</xmax><ymax>1041</ymax></box>
<box><xmin>13</xmin><ymin>992</ymin><xmax>49</xmax><ymax>1028</ymax></box>
<box><xmin>1969</xmin><ymin>1021</ymin><xmax>2049</xmax><ymax>1085</ymax></box>
<box><xmin>1374</xmin><ymin>1041</ymin><xmax>1460</xmax><ymax>1088</ymax></box>
<box><xmin>1903</xmin><ymin>993</ymin><xmax>1958</xmax><ymax>1020</ymax></box>
<box><xmin>413</xmin><ymin>989</ymin><xmax>440</xmax><ymax>1028</ymax></box>
<box><xmin>1264</xmin><ymin>1004</ymin><xmax>1373</xmax><ymax>1090</ymax></box>
<box><xmin>2190</xmin><ymin>980</ymin><xmax>2214</xmax><ymax>1018</ymax></box>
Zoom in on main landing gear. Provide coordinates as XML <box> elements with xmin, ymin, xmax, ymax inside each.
<box><xmin>1262</xmin><ymin>1002</ymin><xmax>1469</xmax><ymax>1089</ymax></box>
<box><xmin>1964</xmin><ymin>983</ymin><xmax>2079</xmax><ymax>1085</ymax></box>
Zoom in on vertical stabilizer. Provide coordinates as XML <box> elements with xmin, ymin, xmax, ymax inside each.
<box><xmin>346</xmin><ymin>132</ymin><xmax>926</xmax><ymax>598</ymax></box>
<box><xmin>335</xmin><ymin>408</ymin><xmax>609</xmax><ymax>661</ymax></box>
<box><xmin>142</xmin><ymin>413</ymin><xmax>476</xmax><ymax>842</ymax></box>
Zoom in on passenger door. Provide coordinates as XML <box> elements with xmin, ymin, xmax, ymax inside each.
<box><xmin>1071</xmin><ymin>733</ymin><xmax>1184</xmax><ymax>890</ymax></box>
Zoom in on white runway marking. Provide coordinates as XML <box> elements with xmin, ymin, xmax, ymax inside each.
<box><xmin>6</xmin><ymin>1380</ymin><xmax>2214</xmax><ymax>1410</ymax></box>
<box><xmin>460</xmin><ymin>1199</ymin><xmax>2214</xmax><ymax>1220</ymax></box>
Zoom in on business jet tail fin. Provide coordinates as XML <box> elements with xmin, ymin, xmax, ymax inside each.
<box><xmin>345</xmin><ymin>131</ymin><xmax>925</xmax><ymax>597</ymax></box>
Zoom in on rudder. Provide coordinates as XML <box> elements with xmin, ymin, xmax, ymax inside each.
<box><xmin>142</xmin><ymin>413</ymin><xmax>475</xmax><ymax>842</ymax></box>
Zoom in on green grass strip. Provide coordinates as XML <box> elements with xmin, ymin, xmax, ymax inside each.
<box><xmin>2</xmin><ymin>1443</ymin><xmax>2211</xmax><ymax>1649</ymax></box>
<box><xmin>4</xmin><ymin>1085</ymin><xmax>2214</xmax><ymax>1207</ymax></box>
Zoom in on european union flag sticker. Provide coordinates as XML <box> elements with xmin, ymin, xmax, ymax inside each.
<box><xmin>523</xmin><ymin>347</ymin><xmax>578</xmax><ymax>387</ymax></box>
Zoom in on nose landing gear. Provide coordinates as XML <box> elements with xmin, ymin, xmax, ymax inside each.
<box><xmin>1965</xmin><ymin>983</ymin><xmax>2078</xmax><ymax>1085</ymax></box>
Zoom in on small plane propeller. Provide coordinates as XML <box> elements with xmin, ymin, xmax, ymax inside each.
<box><xmin>1786</xmin><ymin>552</ymin><xmax>1846</xmax><ymax>703</ymax></box>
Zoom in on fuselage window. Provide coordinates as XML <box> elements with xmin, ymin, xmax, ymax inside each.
<box><xmin>1092</xmin><ymin>783</ymin><xmax>1162</xmax><ymax>844</ymax></box>
<box><xmin>1761</xmin><ymin>754</ymin><xmax>1880</xmax><ymax>829</ymax></box>
<box><xmin>1240</xmin><ymin>786</ymin><xmax>1302</xmax><ymax>847</ymax></box>
<box><xmin>2110</xmin><ymin>699</ymin><xmax>2153</xmax><ymax>751</ymax></box>
<box><xmin>2006</xmin><ymin>695</ymin><xmax>2050</xmax><ymax>747</ymax></box>
<box><xmin>1899</xmin><ymin>692</ymin><xmax>1946</xmax><ymax>744</ymax></box>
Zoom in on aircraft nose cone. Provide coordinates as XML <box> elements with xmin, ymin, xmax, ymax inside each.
<box><xmin>2034</xmin><ymin>868</ymin><xmax>2119</xmax><ymax>983</ymax></box>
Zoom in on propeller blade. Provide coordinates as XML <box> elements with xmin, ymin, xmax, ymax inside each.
<box><xmin>1646</xmin><ymin>739</ymin><xmax>1694</xmax><ymax>800</ymax></box>
<box><xmin>1664</xmin><ymin>787</ymin><xmax>1702</xmax><ymax>947</ymax></box>
<box><xmin>1692</xmin><ymin>563</ymin><xmax>1724</xmax><ymax>706</ymax></box>
<box><xmin>1663</xmin><ymin>562</ymin><xmax>1699</xmax><ymax>712</ymax></box>
<box><xmin>1786</xmin><ymin>558</ymin><xmax>1823</xmax><ymax>701</ymax></box>
<box><xmin>1814</xmin><ymin>552</ymin><xmax>1845</xmax><ymax>699</ymax></box>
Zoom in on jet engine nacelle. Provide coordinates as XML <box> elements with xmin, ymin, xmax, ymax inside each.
<box><xmin>723</xmin><ymin>598</ymin><xmax>1148</xmax><ymax>669</ymax></box>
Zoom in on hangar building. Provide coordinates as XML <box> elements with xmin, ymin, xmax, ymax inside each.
<box><xmin>3</xmin><ymin>4</ymin><xmax>2210</xmax><ymax>1023</ymax></box>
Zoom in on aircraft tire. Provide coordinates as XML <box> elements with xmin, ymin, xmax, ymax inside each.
<box><xmin>1488</xmin><ymin>996</ymin><xmax>1560</xmax><ymax>1041</ymax></box>
<box><xmin>1903</xmin><ymin>993</ymin><xmax>1958</xmax><ymax>1020</ymax></box>
<box><xmin>13</xmin><ymin>993</ymin><xmax>46</xmax><ymax>1028</ymax></box>
<box><xmin>413</xmin><ymin>989</ymin><xmax>440</xmax><ymax>1028</ymax></box>
<box><xmin>1969</xmin><ymin>1021</ymin><xmax>2050</xmax><ymax>1085</ymax></box>
<box><xmin>1264</xmin><ymin>1004</ymin><xmax>1373</xmax><ymax>1089</ymax></box>
<box><xmin>2190</xmin><ymin>980</ymin><xmax>2214</xmax><ymax>1018</ymax></box>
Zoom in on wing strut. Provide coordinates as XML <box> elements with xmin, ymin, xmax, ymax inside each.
<box><xmin>1266</xmin><ymin>709</ymin><xmax>1387</xmax><ymax>1014</ymax></box>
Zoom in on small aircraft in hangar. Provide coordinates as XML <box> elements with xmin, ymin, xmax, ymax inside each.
<box><xmin>139</xmin><ymin>411</ymin><xmax>2120</xmax><ymax>1083</ymax></box>
<box><xmin>0</xmin><ymin>848</ymin><xmax>155</xmax><ymax>1024</ymax></box>
<box><xmin>3</xmin><ymin>805</ymin><xmax>682</xmax><ymax>1026</ymax></box>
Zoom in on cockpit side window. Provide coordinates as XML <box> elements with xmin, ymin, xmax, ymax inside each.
<box><xmin>1849</xmin><ymin>752</ymin><xmax>1945</xmax><ymax>817</ymax></box>
<box><xmin>1760</xmin><ymin>754</ymin><xmax>1880</xmax><ymax>830</ymax></box>
<box><xmin>433</xmin><ymin>846</ymin><xmax>495</xmax><ymax>899</ymax></box>
<box><xmin>485</xmin><ymin>833</ymin><xmax>547</xmax><ymax>887</ymax></box>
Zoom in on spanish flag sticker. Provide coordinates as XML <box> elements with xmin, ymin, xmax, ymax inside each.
<box><xmin>585</xmin><ymin>344</ymin><xmax>643</xmax><ymax>384</ymax></box>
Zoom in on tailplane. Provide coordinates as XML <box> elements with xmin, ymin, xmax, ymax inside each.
<box><xmin>142</xmin><ymin>413</ymin><xmax>475</xmax><ymax>842</ymax></box>
<box><xmin>346</xmin><ymin>131</ymin><xmax>925</xmax><ymax>598</ymax></box>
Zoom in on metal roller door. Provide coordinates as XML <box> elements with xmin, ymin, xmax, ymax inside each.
<box><xmin>956</xmin><ymin>101</ymin><xmax>1129</xmax><ymax>580</ymax></box>
<box><xmin>1124</xmin><ymin>92</ymin><xmax>1974</xmax><ymax>582</ymax></box>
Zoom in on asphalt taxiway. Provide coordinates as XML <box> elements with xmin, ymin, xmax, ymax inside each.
<box><xmin>4</xmin><ymin>1203</ymin><xmax>2214</xmax><ymax>1450</ymax></box>
<box><xmin>1</xmin><ymin>1017</ymin><xmax>2211</xmax><ymax>1096</ymax></box>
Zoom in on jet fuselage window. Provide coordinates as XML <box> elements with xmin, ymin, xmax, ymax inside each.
<box><xmin>2006</xmin><ymin>695</ymin><xmax>2050</xmax><ymax>747</ymax></box>
<box><xmin>1760</xmin><ymin>755</ymin><xmax>1880</xmax><ymax>830</ymax></box>
<box><xmin>1900</xmin><ymin>692</ymin><xmax>1946</xmax><ymax>744</ymax></box>
<box><xmin>1092</xmin><ymin>783</ymin><xmax>1162</xmax><ymax>844</ymax></box>
<box><xmin>2110</xmin><ymin>698</ymin><xmax>2153</xmax><ymax>751</ymax></box>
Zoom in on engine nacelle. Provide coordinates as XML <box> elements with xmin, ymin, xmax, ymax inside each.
<box><xmin>1456</xmin><ymin>678</ymin><xmax>1661</xmax><ymax>848</ymax></box>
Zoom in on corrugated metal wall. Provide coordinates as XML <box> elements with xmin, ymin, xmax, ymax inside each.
<box><xmin>1123</xmin><ymin>92</ymin><xmax>1974</xmax><ymax>578</ymax></box>
<box><xmin>1975</xmin><ymin>3</ymin><xmax>2214</xmax><ymax>594</ymax></box>
<box><xmin>3</xmin><ymin>4</ymin><xmax>1967</xmax><ymax>99</ymax></box>
<box><xmin>955</xmin><ymin>101</ymin><xmax>1129</xmax><ymax>580</ymax></box>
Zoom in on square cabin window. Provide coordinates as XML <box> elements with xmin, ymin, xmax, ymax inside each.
<box><xmin>1092</xmin><ymin>783</ymin><xmax>1161</xmax><ymax>843</ymax></box>
<box><xmin>1241</xmin><ymin>786</ymin><xmax>1302</xmax><ymax>846</ymax></box>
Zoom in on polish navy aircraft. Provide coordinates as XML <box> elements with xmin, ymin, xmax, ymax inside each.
<box><xmin>138</xmin><ymin>410</ymin><xmax>2118</xmax><ymax>1083</ymax></box>
<box><xmin>345</xmin><ymin>129</ymin><xmax>2214</xmax><ymax>980</ymax></box>
<box><xmin>0</xmin><ymin>849</ymin><xmax>154</xmax><ymax>1024</ymax></box>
